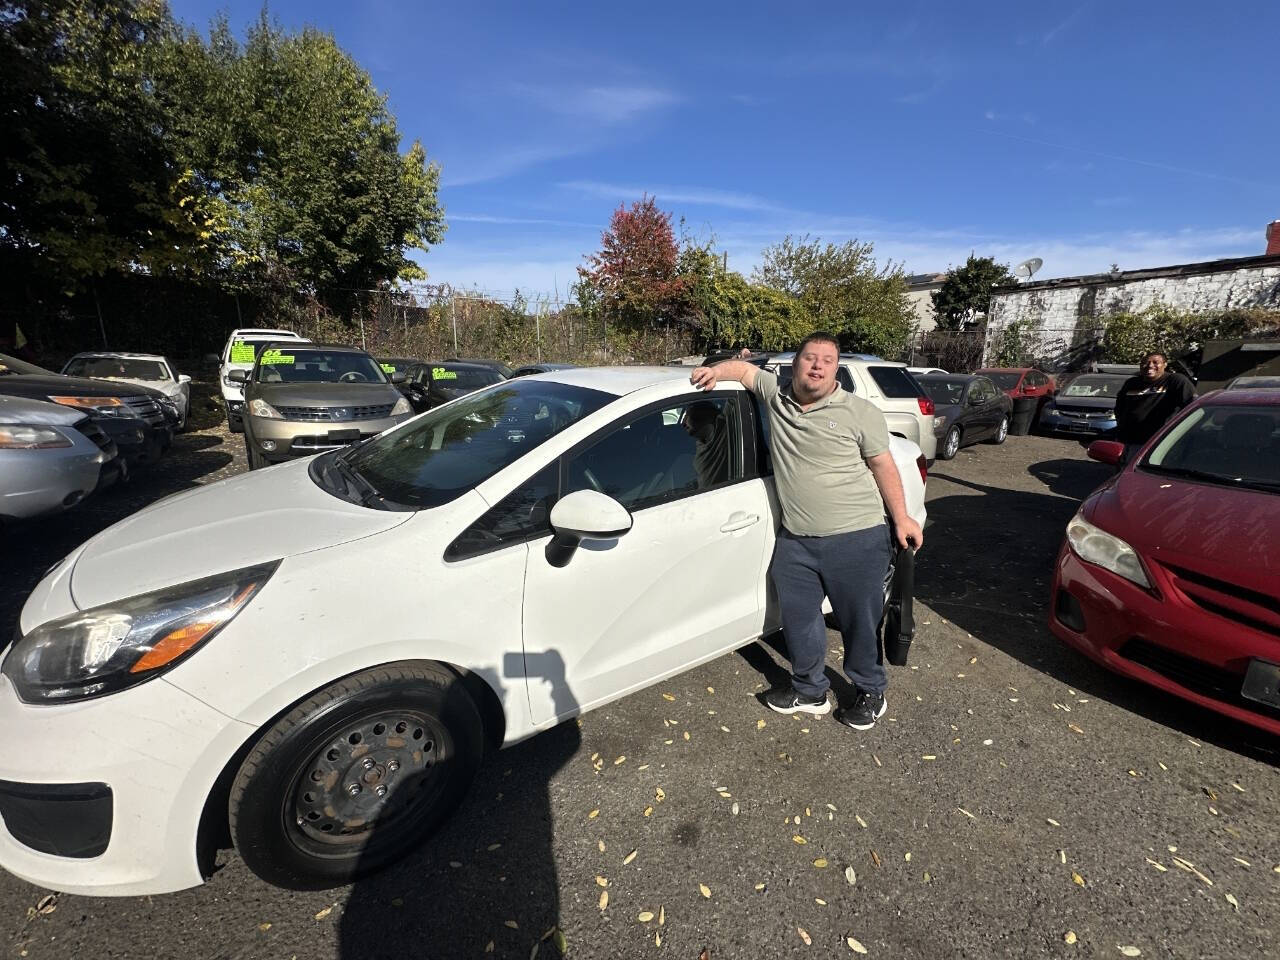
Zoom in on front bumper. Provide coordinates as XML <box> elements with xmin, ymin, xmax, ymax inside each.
<box><xmin>1048</xmin><ymin>543</ymin><xmax>1280</xmax><ymax>736</ymax></box>
<box><xmin>1039</xmin><ymin>408</ymin><xmax>1116</xmax><ymax>437</ymax></box>
<box><xmin>0</xmin><ymin>672</ymin><xmax>255</xmax><ymax>896</ymax></box>
<box><xmin>98</xmin><ymin>417</ymin><xmax>168</xmax><ymax>464</ymax></box>
<box><xmin>246</xmin><ymin>413</ymin><xmax>408</xmax><ymax>462</ymax></box>
<box><xmin>0</xmin><ymin>445</ymin><xmax>112</xmax><ymax>521</ymax></box>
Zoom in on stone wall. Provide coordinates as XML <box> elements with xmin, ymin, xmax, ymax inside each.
<box><xmin>982</xmin><ymin>255</ymin><xmax>1280</xmax><ymax>370</ymax></box>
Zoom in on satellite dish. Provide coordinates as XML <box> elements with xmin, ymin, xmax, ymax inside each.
<box><xmin>1015</xmin><ymin>257</ymin><xmax>1043</xmax><ymax>280</ymax></box>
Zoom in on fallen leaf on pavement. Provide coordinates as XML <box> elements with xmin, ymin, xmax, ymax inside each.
<box><xmin>732</xmin><ymin>802</ymin><xmax>740</xmax><ymax>815</ymax></box>
<box><xmin>856</xmin><ymin>815</ymin><xmax>868</xmax><ymax>829</ymax></box>
<box><xmin>1225</xmin><ymin>893</ymin><xmax>1240</xmax><ymax>912</ymax></box>
<box><xmin>1064</xmin><ymin>931</ymin><xmax>1077</xmax><ymax>944</ymax></box>
<box><xmin>813</xmin><ymin>858</ymin><xmax>828</xmax><ymax>868</ymax></box>
<box><xmin>595</xmin><ymin>876</ymin><xmax>608</xmax><ymax>887</ymax></box>
<box><xmin>614</xmin><ymin>756</ymin><xmax>626</xmax><ymax>765</ymax></box>
<box><xmin>258</xmin><ymin>923</ymin><xmax>272</xmax><ymax>932</ymax></box>
<box><xmin>847</xmin><ymin>936</ymin><xmax>868</xmax><ymax>954</ymax></box>
<box><xmin>1071</xmin><ymin>872</ymin><xmax>1085</xmax><ymax>886</ymax></box>
<box><xmin>504</xmin><ymin>920</ymin><xmax>519</xmax><ymax>929</ymax></box>
<box><xmin>793</xmin><ymin>835</ymin><xmax>807</xmax><ymax>844</ymax></box>
<box><xmin>699</xmin><ymin>883</ymin><xmax>712</xmax><ymax>898</ymax></box>
<box><xmin>655</xmin><ymin>787</ymin><xmax>666</xmax><ymax>802</ymax></box>
<box><xmin>598</xmin><ymin>891</ymin><xmax>608</xmax><ymax>911</ymax></box>
<box><xmin>798</xmin><ymin>927</ymin><xmax>812</xmax><ymax>945</ymax></box>
<box><xmin>757</xmin><ymin>719</ymin><xmax>767</xmax><ymax>730</ymax></box>
<box><xmin>1117</xmin><ymin>948</ymin><xmax>1140</xmax><ymax>957</ymax></box>
<box><xmin>588</xmin><ymin>808</ymin><xmax>600</xmax><ymax>819</ymax></box>
<box><xmin>638</xmin><ymin>911</ymin><xmax>654</xmax><ymax>923</ymax></box>
<box><xmin>623</xmin><ymin>850</ymin><xmax>638</xmax><ymax>865</ymax></box>
<box><xmin>662</xmin><ymin>693</ymin><xmax>676</xmax><ymax>701</ymax></box>
<box><xmin>957</xmin><ymin>808</ymin><xmax>975</xmax><ymax>820</ymax></box>
<box><xmin>552</xmin><ymin>928</ymin><xmax>568</xmax><ymax>955</ymax></box>
<box><xmin>871</xmin><ymin>850</ymin><xmax>882</xmax><ymax>867</ymax></box>
<box><xmin>1046</xmin><ymin>818</ymin><xmax>1060</xmax><ymax>826</ymax></box>
<box><xmin>845</xmin><ymin>866</ymin><xmax>856</xmax><ymax>884</ymax></box>
<box><xmin>314</xmin><ymin>906</ymin><xmax>334</xmax><ymax>920</ymax></box>
<box><xmin>644</xmin><ymin>806</ymin><xmax>653</xmax><ymax>817</ymax></box>
<box><xmin>659</xmin><ymin>906</ymin><xmax>665</xmax><ymax>925</ymax></box>
<box><xmin>1145</xmin><ymin>858</ymin><xmax>1167</xmax><ymax>872</ymax></box>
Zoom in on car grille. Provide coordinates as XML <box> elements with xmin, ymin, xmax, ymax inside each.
<box><xmin>277</xmin><ymin>404</ymin><xmax>395</xmax><ymax>422</ymax></box>
<box><xmin>291</xmin><ymin>433</ymin><xmax>380</xmax><ymax>451</ymax></box>
<box><xmin>74</xmin><ymin>419</ymin><xmax>115</xmax><ymax>453</ymax></box>
<box><xmin>122</xmin><ymin>395</ymin><xmax>165</xmax><ymax>425</ymax></box>
<box><xmin>1119</xmin><ymin>638</ymin><xmax>1280</xmax><ymax>720</ymax></box>
<box><xmin>1158</xmin><ymin>563</ymin><xmax>1280</xmax><ymax>637</ymax></box>
<box><xmin>1053</xmin><ymin>406</ymin><xmax>1114</xmax><ymax>419</ymax></box>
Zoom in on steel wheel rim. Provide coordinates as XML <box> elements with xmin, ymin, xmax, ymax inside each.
<box><xmin>290</xmin><ymin>710</ymin><xmax>446</xmax><ymax>847</ymax></box>
<box><xmin>945</xmin><ymin>429</ymin><xmax>960</xmax><ymax>458</ymax></box>
<box><xmin>997</xmin><ymin>418</ymin><xmax>1007</xmax><ymax>441</ymax></box>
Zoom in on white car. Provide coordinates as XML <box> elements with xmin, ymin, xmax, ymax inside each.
<box><xmin>61</xmin><ymin>353</ymin><xmax>192</xmax><ymax>430</ymax></box>
<box><xmin>766</xmin><ymin>353</ymin><xmax>940</xmax><ymax>461</ymax></box>
<box><xmin>0</xmin><ymin>367</ymin><xmax>925</xmax><ymax>896</ymax></box>
<box><xmin>218</xmin><ymin>328</ymin><xmax>309</xmax><ymax>432</ymax></box>
<box><xmin>907</xmin><ymin>366</ymin><xmax>948</xmax><ymax>377</ymax></box>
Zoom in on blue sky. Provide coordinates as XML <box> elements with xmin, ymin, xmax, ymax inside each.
<box><xmin>172</xmin><ymin>1</ymin><xmax>1280</xmax><ymax>299</ymax></box>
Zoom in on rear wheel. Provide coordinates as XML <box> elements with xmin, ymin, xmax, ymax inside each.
<box><xmin>988</xmin><ymin>416</ymin><xmax>1009</xmax><ymax>444</ymax></box>
<box><xmin>939</xmin><ymin>425</ymin><xmax>961</xmax><ymax>460</ymax></box>
<box><xmin>228</xmin><ymin>662</ymin><xmax>484</xmax><ymax>890</ymax></box>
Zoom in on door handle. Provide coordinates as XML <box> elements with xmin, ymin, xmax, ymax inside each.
<box><xmin>720</xmin><ymin>512</ymin><xmax>760</xmax><ymax>533</ymax></box>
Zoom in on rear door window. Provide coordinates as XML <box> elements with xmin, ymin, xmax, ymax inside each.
<box><xmin>867</xmin><ymin>366</ymin><xmax>923</xmax><ymax>398</ymax></box>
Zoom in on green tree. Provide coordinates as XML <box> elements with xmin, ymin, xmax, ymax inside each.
<box><xmin>930</xmin><ymin>254</ymin><xmax>1016</xmax><ymax>331</ymax></box>
<box><xmin>754</xmin><ymin>235</ymin><xmax>914</xmax><ymax>357</ymax></box>
<box><xmin>677</xmin><ymin>242</ymin><xmax>806</xmax><ymax>349</ymax></box>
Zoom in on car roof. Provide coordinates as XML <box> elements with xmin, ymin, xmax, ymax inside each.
<box><xmin>229</xmin><ymin>328</ymin><xmax>303</xmax><ymax>338</ymax></box>
<box><xmin>919</xmin><ymin>372</ymin><xmax>978</xmax><ymax>381</ymax></box>
<box><xmin>68</xmin><ymin>351</ymin><xmax>169</xmax><ymax>361</ymax></box>
<box><xmin>975</xmin><ymin>366</ymin><xmax>1035</xmax><ymax>373</ymax></box>
<box><xmin>1196</xmin><ymin>388</ymin><xmax>1280</xmax><ymax>407</ymax></box>
<box><xmin>259</xmin><ymin>342</ymin><xmax>371</xmax><ymax>354</ymax></box>
<box><xmin>536</xmin><ymin>365</ymin><xmax>706</xmax><ymax>397</ymax></box>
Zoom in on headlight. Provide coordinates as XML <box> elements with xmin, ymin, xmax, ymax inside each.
<box><xmin>1</xmin><ymin>563</ymin><xmax>277</xmax><ymax>703</ymax></box>
<box><xmin>391</xmin><ymin>396</ymin><xmax>412</xmax><ymax>416</ymax></box>
<box><xmin>0</xmin><ymin>425</ymin><xmax>73</xmax><ymax>449</ymax></box>
<box><xmin>248</xmin><ymin>397</ymin><xmax>282</xmax><ymax>419</ymax></box>
<box><xmin>1066</xmin><ymin>513</ymin><xmax>1150</xmax><ymax>588</ymax></box>
<box><xmin>47</xmin><ymin>396</ymin><xmax>138</xmax><ymax>419</ymax></box>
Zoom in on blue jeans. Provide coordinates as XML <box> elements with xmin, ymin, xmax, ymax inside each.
<box><xmin>769</xmin><ymin>524</ymin><xmax>892</xmax><ymax>698</ymax></box>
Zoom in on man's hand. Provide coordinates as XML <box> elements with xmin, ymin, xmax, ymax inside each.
<box><xmin>893</xmin><ymin>515</ymin><xmax>924</xmax><ymax>551</ymax></box>
<box><xmin>690</xmin><ymin>366</ymin><xmax>718</xmax><ymax>390</ymax></box>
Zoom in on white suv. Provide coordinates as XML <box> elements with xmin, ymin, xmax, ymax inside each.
<box><xmin>765</xmin><ymin>353</ymin><xmax>938</xmax><ymax>461</ymax></box>
<box><xmin>218</xmin><ymin>329</ymin><xmax>309</xmax><ymax>432</ymax></box>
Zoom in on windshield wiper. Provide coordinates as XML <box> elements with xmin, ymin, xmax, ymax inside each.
<box><xmin>334</xmin><ymin>456</ymin><xmax>391</xmax><ymax>509</ymax></box>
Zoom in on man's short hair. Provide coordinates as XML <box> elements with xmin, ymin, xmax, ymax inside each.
<box><xmin>795</xmin><ymin>331</ymin><xmax>840</xmax><ymax>357</ymax></box>
<box><xmin>1141</xmin><ymin>350</ymin><xmax>1167</xmax><ymax>364</ymax></box>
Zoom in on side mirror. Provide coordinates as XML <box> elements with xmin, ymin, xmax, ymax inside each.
<box><xmin>1087</xmin><ymin>440</ymin><xmax>1126</xmax><ymax>466</ymax></box>
<box><xmin>545</xmin><ymin>490</ymin><xmax>632</xmax><ymax>568</ymax></box>
<box><xmin>390</xmin><ymin>371</ymin><xmax>407</xmax><ymax>384</ymax></box>
<box><xmin>228</xmin><ymin>369</ymin><xmax>248</xmax><ymax>384</ymax></box>
<box><xmin>178</xmin><ymin>374</ymin><xmax>191</xmax><ymax>384</ymax></box>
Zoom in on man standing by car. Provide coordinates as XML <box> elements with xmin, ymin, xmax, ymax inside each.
<box><xmin>1115</xmin><ymin>351</ymin><xmax>1195</xmax><ymax>457</ymax></box>
<box><xmin>690</xmin><ymin>333</ymin><xmax>924</xmax><ymax>731</ymax></box>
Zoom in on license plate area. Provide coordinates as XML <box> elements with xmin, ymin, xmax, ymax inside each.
<box><xmin>327</xmin><ymin>428</ymin><xmax>361</xmax><ymax>443</ymax></box>
<box><xmin>1241</xmin><ymin>658</ymin><xmax>1280</xmax><ymax>708</ymax></box>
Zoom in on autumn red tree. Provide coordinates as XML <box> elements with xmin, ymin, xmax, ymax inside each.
<box><xmin>576</xmin><ymin>195</ymin><xmax>687</xmax><ymax>331</ymax></box>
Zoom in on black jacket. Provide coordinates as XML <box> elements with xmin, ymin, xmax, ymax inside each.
<box><xmin>1114</xmin><ymin>372</ymin><xmax>1195</xmax><ymax>444</ymax></box>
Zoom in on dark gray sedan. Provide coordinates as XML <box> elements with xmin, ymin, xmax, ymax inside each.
<box><xmin>918</xmin><ymin>374</ymin><xmax>1013</xmax><ymax>460</ymax></box>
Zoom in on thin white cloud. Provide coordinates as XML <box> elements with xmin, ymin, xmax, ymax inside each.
<box><xmin>560</xmin><ymin>180</ymin><xmax>790</xmax><ymax>214</ymax></box>
<box><xmin>441</xmin><ymin>143</ymin><xmax>588</xmax><ymax>188</ymax></box>
<box><xmin>449</xmin><ymin>213</ymin><xmax>599</xmax><ymax>228</ymax></box>
<box><xmin>512</xmin><ymin>82</ymin><xmax>681</xmax><ymax>124</ymax></box>
<box><xmin>1042</xmin><ymin>4</ymin><xmax>1089</xmax><ymax>46</ymax></box>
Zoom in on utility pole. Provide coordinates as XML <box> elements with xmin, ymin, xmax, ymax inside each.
<box><xmin>451</xmin><ymin>295</ymin><xmax>459</xmax><ymax>356</ymax></box>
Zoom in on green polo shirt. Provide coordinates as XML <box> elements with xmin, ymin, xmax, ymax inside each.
<box><xmin>752</xmin><ymin>370</ymin><xmax>890</xmax><ymax>536</ymax></box>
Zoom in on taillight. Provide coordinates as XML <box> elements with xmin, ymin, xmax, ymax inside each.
<box><xmin>916</xmin><ymin>454</ymin><xmax>927</xmax><ymax>485</ymax></box>
<box><xmin>917</xmin><ymin>395</ymin><xmax>935</xmax><ymax>416</ymax></box>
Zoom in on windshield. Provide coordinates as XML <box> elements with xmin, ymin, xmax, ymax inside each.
<box><xmin>341</xmin><ymin>380</ymin><xmax>613</xmax><ymax>508</ymax></box>
<box><xmin>64</xmin><ymin>357</ymin><xmax>169</xmax><ymax>381</ymax></box>
<box><xmin>921</xmin><ymin>378</ymin><xmax>968</xmax><ymax>405</ymax></box>
<box><xmin>430</xmin><ymin>366</ymin><xmax>505</xmax><ymax>390</ymax></box>
<box><xmin>255</xmin><ymin>348</ymin><xmax>388</xmax><ymax>384</ymax></box>
<box><xmin>0</xmin><ymin>353</ymin><xmax>55</xmax><ymax>376</ymax></box>
<box><xmin>1062</xmin><ymin>376</ymin><xmax>1125</xmax><ymax>398</ymax></box>
<box><xmin>980</xmin><ymin>372</ymin><xmax>1021</xmax><ymax>390</ymax></box>
<box><xmin>1143</xmin><ymin>404</ymin><xmax>1280</xmax><ymax>493</ymax></box>
<box><xmin>225</xmin><ymin>338</ymin><xmax>303</xmax><ymax>365</ymax></box>
<box><xmin>377</xmin><ymin>358</ymin><xmax>418</xmax><ymax>375</ymax></box>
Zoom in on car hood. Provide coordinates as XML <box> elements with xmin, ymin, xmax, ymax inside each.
<box><xmin>0</xmin><ymin>395</ymin><xmax>87</xmax><ymax>426</ymax></box>
<box><xmin>68</xmin><ymin>457</ymin><xmax>412</xmax><ymax>610</ymax></box>
<box><xmin>1051</xmin><ymin>395</ymin><xmax>1116</xmax><ymax>411</ymax></box>
<box><xmin>74</xmin><ymin>376</ymin><xmax>183</xmax><ymax>398</ymax></box>
<box><xmin>1088</xmin><ymin>467</ymin><xmax>1279</xmax><ymax>585</ymax></box>
<box><xmin>252</xmin><ymin>382</ymin><xmax>401</xmax><ymax>407</ymax></box>
<box><xmin>0</xmin><ymin>373</ymin><xmax>164</xmax><ymax>400</ymax></box>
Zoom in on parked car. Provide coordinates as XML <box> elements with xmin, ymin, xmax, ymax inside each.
<box><xmin>974</xmin><ymin>367</ymin><xmax>1057</xmax><ymax>402</ymax></box>
<box><xmin>1049</xmin><ymin>388</ymin><xmax>1280</xmax><ymax>735</ymax></box>
<box><xmin>374</xmin><ymin>356</ymin><xmax>421</xmax><ymax>379</ymax></box>
<box><xmin>1227</xmin><ymin>375</ymin><xmax>1280</xmax><ymax>390</ymax></box>
<box><xmin>233</xmin><ymin>343</ymin><xmax>413</xmax><ymax>469</ymax></box>
<box><xmin>401</xmin><ymin>360</ymin><xmax>506</xmax><ymax>413</ymax></box>
<box><xmin>445</xmin><ymin>357</ymin><xmax>513</xmax><ymax>379</ymax></box>
<box><xmin>765</xmin><ymin>353</ymin><xmax>938</xmax><ymax>461</ymax></box>
<box><xmin>0</xmin><ymin>367</ymin><xmax>926</xmax><ymax>895</ymax></box>
<box><xmin>219</xmin><ymin>328</ymin><xmax>310</xmax><ymax>433</ymax></box>
<box><xmin>0</xmin><ymin>396</ymin><xmax>124</xmax><ymax>523</ymax></box>
<box><xmin>917</xmin><ymin>374</ymin><xmax>1012</xmax><ymax>459</ymax></box>
<box><xmin>510</xmin><ymin>363</ymin><xmax>578</xmax><ymax>377</ymax></box>
<box><xmin>60</xmin><ymin>352</ymin><xmax>192</xmax><ymax>430</ymax></box>
<box><xmin>0</xmin><ymin>352</ymin><xmax>171</xmax><ymax>464</ymax></box>
<box><xmin>1037</xmin><ymin>373</ymin><xmax>1128</xmax><ymax>438</ymax></box>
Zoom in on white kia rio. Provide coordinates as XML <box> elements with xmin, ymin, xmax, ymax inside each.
<box><xmin>0</xmin><ymin>367</ymin><xmax>926</xmax><ymax>896</ymax></box>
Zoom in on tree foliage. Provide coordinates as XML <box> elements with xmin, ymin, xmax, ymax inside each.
<box><xmin>576</xmin><ymin>196</ymin><xmax>684</xmax><ymax>330</ymax></box>
<box><xmin>1100</xmin><ymin>304</ymin><xmax>1280</xmax><ymax>364</ymax></box>
<box><xmin>930</xmin><ymin>254</ymin><xmax>1016</xmax><ymax>330</ymax></box>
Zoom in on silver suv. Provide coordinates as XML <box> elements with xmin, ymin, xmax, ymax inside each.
<box><xmin>765</xmin><ymin>353</ymin><xmax>938</xmax><ymax>461</ymax></box>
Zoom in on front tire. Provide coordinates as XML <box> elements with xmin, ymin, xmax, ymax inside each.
<box><xmin>988</xmin><ymin>416</ymin><xmax>1009</xmax><ymax>445</ymax></box>
<box><xmin>228</xmin><ymin>662</ymin><xmax>484</xmax><ymax>890</ymax></box>
<box><xmin>939</xmin><ymin>425</ymin><xmax>961</xmax><ymax>460</ymax></box>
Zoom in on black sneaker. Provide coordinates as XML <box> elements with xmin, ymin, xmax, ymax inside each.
<box><xmin>763</xmin><ymin>686</ymin><xmax>831</xmax><ymax>716</ymax></box>
<box><xmin>835</xmin><ymin>690</ymin><xmax>887</xmax><ymax>731</ymax></box>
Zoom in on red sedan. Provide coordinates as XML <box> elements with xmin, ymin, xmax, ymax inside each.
<box><xmin>974</xmin><ymin>366</ymin><xmax>1056</xmax><ymax>400</ymax></box>
<box><xmin>1049</xmin><ymin>389</ymin><xmax>1280</xmax><ymax>735</ymax></box>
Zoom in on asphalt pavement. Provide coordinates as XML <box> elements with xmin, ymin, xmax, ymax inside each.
<box><xmin>2</xmin><ymin>403</ymin><xmax>1277</xmax><ymax>960</ymax></box>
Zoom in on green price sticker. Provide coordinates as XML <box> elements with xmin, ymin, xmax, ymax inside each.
<box><xmin>260</xmin><ymin>349</ymin><xmax>294</xmax><ymax>365</ymax></box>
<box><xmin>230</xmin><ymin>341</ymin><xmax>256</xmax><ymax>364</ymax></box>
<box><xmin>431</xmin><ymin>366</ymin><xmax>458</xmax><ymax>380</ymax></box>
<box><xmin>380</xmin><ymin>363</ymin><xmax>396</xmax><ymax>374</ymax></box>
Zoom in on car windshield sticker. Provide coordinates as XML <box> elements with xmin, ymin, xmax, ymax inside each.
<box><xmin>380</xmin><ymin>363</ymin><xmax>396</xmax><ymax>373</ymax></box>
<box><xmin>260</xmin><ymin>349</ymin><xmax>294</xmax><ymax>365</ymax></box>
<box><xmin>230</xmin><ymin>341</ymin><xmax>256</xmax><ymax>364</ymax></box>
<box><xmin>432</xmin><ymin>366</ymin><xmax>458</xmax><ymax>380</ymax></box>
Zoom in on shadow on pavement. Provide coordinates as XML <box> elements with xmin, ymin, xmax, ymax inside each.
<box><xmin>918</xmin><ymin>464</ymin><xmax>1280</xmax><ymax>764</ymax></box>
<box><xmin>338</xmin><ymin>652</ymin><xmax>580</xmax><ymax>958</ymax></box>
